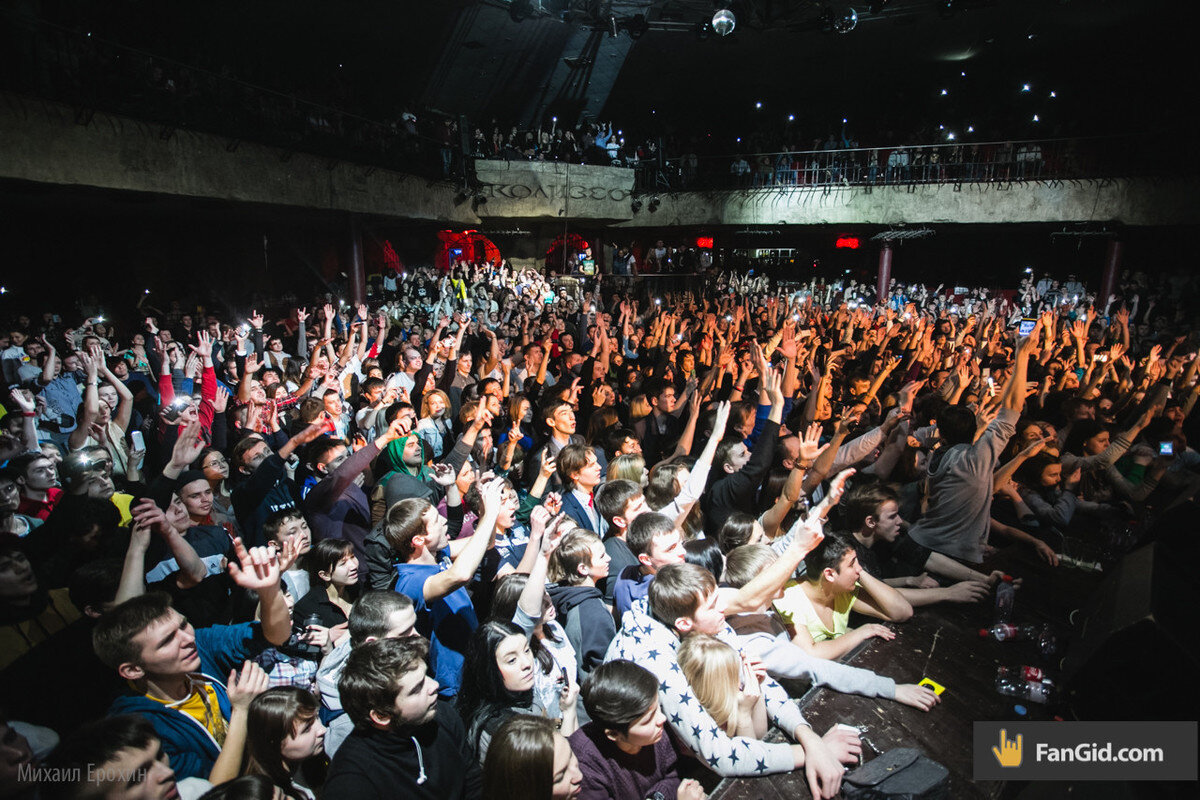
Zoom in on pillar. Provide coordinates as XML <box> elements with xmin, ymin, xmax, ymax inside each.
<box><xmin>347</xmin><ymin>215</ymin><xmax>366</xmax><ymax>307</ymax></box>
<box><xmin>877</xmin><ymin>240</ymin><xmax>893</xmax><ymax>303</ymax></box>
<box><xmin>1099</xmin><ymin>239</ymin><xmax>1122</xmax><ymax>304</ymax></box>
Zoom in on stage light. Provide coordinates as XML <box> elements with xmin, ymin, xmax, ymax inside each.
<box><xmin>947</xmin><ymin>132</ymin><xmax>956</xmax><ymax>140</ymax></box>
<box><xmin>631</xmin><ymin>199</ymin><xmax>643</xmax><ymax>213</ymax></box>
<box><xmin>1049</xmin><ymin>91</ymin><xmax>1056</xmax><ymax>98</ymax></box>
<box><xmin>788</xmin><ymin>114</ymin><xmax>795</xmax><ymax>121</ymax></box>
<box><xmin>1022</xmin><ymin>83</ymin><xmax>1031</xmax><ymax>92</ymax></box>
<box><xmin>940</xmin><ymin>89</ymin><xmax>948</xmax><ymax>95</ymax></box>
<box><xmin>712</xmin><ymin>9</ymin><xmax>736</xmax><ymax>36</ymax></box>
<box><xmin>1032</xmin><ymin>114</ymin><xmax>1039</xmax><ymax>122</ymax></box>
<box><xmin>755</xmin><ymin>101</ymin><xmax>763</xmax><ymax>109</ymax></box>
<box><xmin>967</xmin><ymin>125</ymin><xmax>974</xmax><ymax>132</ymax></box>
<box><xmin>833</xmin><ymin>8</ymin><xmax>858</xmax><ymax>33</ymax></box>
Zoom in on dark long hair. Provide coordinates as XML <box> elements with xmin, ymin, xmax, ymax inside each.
<box><xmin>489</xmin><ymin>574</ymin><xmax>561</xmax><ymax>666</ymax></box>
<box><xmin>481</xmin><ymin>715</ymin><xmax>556</xmax><ymax>800</ymax></box>
<box><xmin>243</xmin><ymin>687</ymin><xmax>322</xmax><ymax>799</ymax></box>
<box><xmin>457</xmin><ymin>620</ymin><xmax>533</xmax><ymax>753</ymax></box>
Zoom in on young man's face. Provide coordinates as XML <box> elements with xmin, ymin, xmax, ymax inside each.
<box><xmin>870</xmin><ymin>500</ymin><xmax>903</xmax><ymax>542</ymax></box>
<box><xmin>274</xmin><ymin>516</ymin><xmax>312</xmax><ymax>554</ymax></box>
<box><xmin>20</xmin><ymin>457</ymin><xmax>57</xmax><ymax>492</ymax></box>
<box><xmin>240</xmin><ymin>440</ymin><xmax>271</xmax><ymax>474</ymax></box>
<box><xmin>548</xmin><ymin>405</ymin><xmax>576</xmax><ymax>436</ymax></box>
<box><xmin>380</xmin><ymin>665</ymin><xmax>440</xmax><ymax>729</ymax></box>
<box><xmin>644</xmin><ymin>530</ymin><xmax>685</xmax><ymax>573</ymax></box>
<box><xmin>571</xmin><ymin>450</ymin><xmax>603</xmax><ymax>491</ymax></box>
<box><xmin>684</xmin><ymin>589</ymin><xmax>726</xmax><ymax>636</ymax></box>
<box><xmin>825</xmin><ymin>550</ymin><xmax>863</xmax><ymax>594</ymax></box>
<box><xmin>97</xmin><ymin>739</ymin><xmax>180</xmax><ymax>800</ymax></box>
<box><xmin>654</xmin><ymin>386</ymin><xmax>677</xmax><ymax>415</ymax></box>
<box><xmin>177</xmin><ymin>479</ymin><xmax>213</xmax><ymax>520</ymax></box>
<box><xmin>723</xmin><ymin>443</ymin><xmax>751</xmax><ymax>474</ymax></box>
<box><xmin>620</xmin><ymin>494</ymin><xmax>648</xmax><ymax>528</ymax></box>
<box><xmin>127</xmin><ymin>610</ymin><xmax>201</xmax><ymax>680</ymax></box>
<box><xmin>618</xmin><ymin>436</ymin><xmax>641</xmax><ymax>456</ymax></box>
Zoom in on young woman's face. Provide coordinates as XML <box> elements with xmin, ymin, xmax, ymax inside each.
<box><xmin>550</xmin><ymin>734</ymin><xmax>584</xmax><ymax>800</ymax></box>
<box><xmin>495</xmin><ymin>634</ymin><xmax>535</xmax><ymax>693</ymax></box>
<box><xmin>428</xmin><ymin>394</ymin><xmax>446</xmax><ymax>417</ymax></box>
<box><xmin>281</xmin><ymin>714</ymin><xmax>326</xmax><ymax>763</ymax></box>
<box><xmin>1084</xmin><ymin>430</ymin><xmax>1110</xmax><ymax>456</ymax></box>
<box><xmin>614</xmin><ymin>700</ymin><xmax>667</xmax><ymax>750</ymax></box>
<box><xmin>325</xmin><ymin>553</ymin><xmax>359</xmax><ymax>587</ymax></box>
<box><xmin>202</xmin><ymin>452</ymin><xmax>229</xmax><ymax>481</ymax></box>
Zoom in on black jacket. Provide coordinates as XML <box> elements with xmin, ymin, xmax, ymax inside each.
<box><xmin>324</xmin><ymin>701</ymin><xmax>481</xmax><ymax>800</ymax></box>
<box><xmin>547</xmin><ymin>583</ymin><xmax>616</xmax><ymax>682</ymax></box>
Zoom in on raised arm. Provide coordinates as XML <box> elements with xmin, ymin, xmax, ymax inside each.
<box><xmin>421</xmin><ymin>479</ymin><xmax>505</xmax><ymax>601</ymax></box>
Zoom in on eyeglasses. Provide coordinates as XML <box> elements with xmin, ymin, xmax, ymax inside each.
<box><xmin>205</xmin><ymin>457</ymin><xmax>228</xmax><ymax>466</ymax></box>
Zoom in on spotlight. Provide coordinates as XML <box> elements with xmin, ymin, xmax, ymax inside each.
<box><xmin>833</xmin><ymin>8</ymin><xmax>858</xmax><ymax>33</ymax></box>
<box><xmin>626</xmin><ymin>14</ymin><xmax>648</xmax><ymax>39</ymax></box>
<box><xmin>631</xmin><ymin>198</ymin><xmax>643</xmax><ymax>213</ymax></box>
<box><xmin>712</xmin><ymin>9</ymin><xmax>736</xmax><ymax>36</ymax></box>
<box><xmin>648</xmin><ymin>196</ymin><xmax>661</xmax><ymax>213</ymax></box>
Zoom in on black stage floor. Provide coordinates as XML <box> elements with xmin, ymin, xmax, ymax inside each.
<box><xmin>707</xmin><ymin>544</ymin><xmax>1106</xmax><ymax>800</ymax></box>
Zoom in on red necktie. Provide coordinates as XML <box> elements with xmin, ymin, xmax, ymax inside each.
<box><xmin>587</xmin><ymin>493</ymin><xmax>594</xmax><ymax>508</ymax></box>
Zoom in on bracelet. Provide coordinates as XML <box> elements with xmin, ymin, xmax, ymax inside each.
<box><xmin>797</xmin><ymin>460</ymin><xmax>814</xmax><ymax>470</ymax></box>
<box><xmin>21</xmin><ymin>412</ymin><xmax>35</xmax><ymax>418</ymax></box>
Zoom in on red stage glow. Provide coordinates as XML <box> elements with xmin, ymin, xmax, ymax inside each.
<box><xmin>696</xmin><ymin>236</ymin><xmax>714</xmax><ymax>249</ymax></box>
<box><xmin>835</xmin><ymin>236</ymin><xmax>861</xmax><ymax>250</ymax></box>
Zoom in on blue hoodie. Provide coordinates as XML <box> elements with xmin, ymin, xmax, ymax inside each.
<box><xmin>108</xmin><ymin>622</ymin><xmax>265</xmax><ymax>779</ymax></box>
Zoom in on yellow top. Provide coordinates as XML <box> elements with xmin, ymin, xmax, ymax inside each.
<box><xmin>774</xmin><ymin>583</ymin><xmax>857</xmax><ymax>642</ymax></box>
<box><xmin>148</xmin><ymin>678</ymin><xmax>228</xmax><ymax>745</ymax></box>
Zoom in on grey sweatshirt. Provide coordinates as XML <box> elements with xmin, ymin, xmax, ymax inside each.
<box><xmin>726</xmin><ymin>612</ymin><xmax>896</xmax><ymax>699</ymax></box>
<box><xmin>907</xmin><ymin>407</ymin><xmax>1018</xmax><ymax>562</ymax></box>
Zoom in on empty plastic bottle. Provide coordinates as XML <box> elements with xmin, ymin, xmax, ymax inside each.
<box><xmin>979</xmin><ymin>623</ymin><xmax>1042</xmax><ymax>642</ymax></box>
<box><xmin>995</xmin><ymin>668</ymin><xmax>1057</xmax><ymax>704</ymax></box>
<box><xmin>996</xmin><ymin>665</ymin><xmax>1051</xmax><ymax>685</ymax></box>
<box><xmin>994</xmin><ymin>575</ymin><xmax>1016</xmax><ymax>622</ymax></box>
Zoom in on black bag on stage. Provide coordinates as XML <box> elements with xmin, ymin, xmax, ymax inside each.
<box><xmin>841</xmin><ymin>748</ymin><xmax>950</xmax><ymax>800</ymax></box>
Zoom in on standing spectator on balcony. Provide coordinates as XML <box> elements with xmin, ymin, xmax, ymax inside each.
<box><xmin>886</xmin><ymin>146</ymin><xmax>909</xmax><ymax>183</ymax></box>
<box><xmin>754</xmin><ymin>154</ymin><xmax>774</xmax><ymax>187</ymax></box>
<box><xmin>438</xmin><ymin>118</ymin><xmax>456</xmax><ymax>177</ymax></box>
<box><xmin>731</xmin><ymin>156</ymin><xmax>751</xmax><ymax>187</ymax></box>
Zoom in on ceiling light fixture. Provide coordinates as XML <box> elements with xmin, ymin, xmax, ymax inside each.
<box><xmin>712</xmin><ymin>9</ymin><xmax>736</xmax><ymax>36</ymax></box>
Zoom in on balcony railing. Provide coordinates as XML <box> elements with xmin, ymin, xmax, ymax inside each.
<box><xmin>636</xmin><ymin>137</ymin><xmax>1177</xmax><ymax>193</ymax></box>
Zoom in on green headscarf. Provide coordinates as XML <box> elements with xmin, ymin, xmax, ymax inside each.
<box><xmin>377</xmin><ymin>433</ymin><xmax>433</xmax><ymax>487</ymax></box>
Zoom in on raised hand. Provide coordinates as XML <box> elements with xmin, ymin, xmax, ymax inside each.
<box><xmin>249</xmin><ymin>309</ymin><xmax>264</xmax><ymax>330</ymax></box>
<box><xmin>826</xmin><ymin>468</ymin><xmax>856</xmax><ymax>506</ymax></box>
<box><xmin>798</xmin><ymin>422</ymin><xmax>828</xmax><ymax>463</ymax></box>
<box><xmin>227</xmin><ymin>537</ymin><xmax>283</xmax><ymax>592</ymax></box>
<box><xmin>226</xmin><ymin>661</ymin><xmax>270</xmax><ymax>710</ymax></box>
<box><xmin>213</xmin><ymin>385</ymin><xmax>231</xmax><ymax>414</ymax></box>
<box><xmin>9</xmin><ymin>388</ymin><xmax>35</xmax><ymax>414</ymax></box>
<box><xmin>296</xmin><ymin>307</ymin><xmax>309</xmax><ymax>324</ymax></box>
<box><xmin>430</xmin><ymin>462</ymin><xmax>457</xmax><ymax>487</ymax></box>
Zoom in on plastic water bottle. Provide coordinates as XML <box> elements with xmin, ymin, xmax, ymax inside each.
<box><xmin>1037</xmin><ymin>626</ymin><xmax>1059</xmax><ymax>658</ymax></box>
<box><xmin>979</xmin><ymin>623</ymin><xmax>1042</xmax><ymax>642</ymax></box>
<box><xmin>994</xmin><ymin>575</ymin><xmax>1016</xmax><ymax>622</ymax></box>
<box><xmin>996</xmin><ymin>665</ymin><xmax>1051</xmax><ymax>685</ymax></box>
<box><xmin>1058</xmin><ymin>554</ymin><xmax>1102</xmax><ymax>573</ymax></box>
<box><xmin>995</xmin><ymin>668</ymin><xmax>1057</xmax><ymax>705</ymax></box>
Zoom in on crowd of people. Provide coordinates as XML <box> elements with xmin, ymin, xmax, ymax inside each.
<box><xmin>2</xmin><ymin>257</ymin><xmax>1199</xmax><ymax>800</ymax></box>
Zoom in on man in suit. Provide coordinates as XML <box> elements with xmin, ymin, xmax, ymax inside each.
<box><xmin>557</xmin><ymin>443</ymin><xmax>606</xmax><ymax>536</ymax></box>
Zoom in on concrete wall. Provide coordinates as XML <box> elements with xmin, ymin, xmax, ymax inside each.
<box><xmin>474</xmin><ymin>159</ymin><xmax>635</xmax><ymax>220</ymax></box>
<box><xmin>0</xmin><ymin>94</ymin><xmax>477</xmax><ymax>225</ymax></box>
<box><xmin>3</xmin><ymin>93</ymin><xmax>1195</xmax><ymax>229</ymax></box>
<box><xmin>612</xmin><ymin>179</ymin><xmax>1200</xmax><ymax>228</ymax></box>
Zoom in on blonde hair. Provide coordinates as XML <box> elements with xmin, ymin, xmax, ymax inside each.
<box><xmin>607</xmin><ymin>453</ymin><xmax>646</xmax><ymax>484</ymax></box>
<box><xmin>628</xmin><ymin>394</ymin><xmax>651</xmax><ymax>423</ymax></box>
<box><xmin>421</xmin><ymin>389</ymin><xmax>451</xmax><ymax>419</ymax></box>
<box><xmin>677</xmin><ymin>634</ymin><xmax>740</xmax><ymax>736</ymax></box>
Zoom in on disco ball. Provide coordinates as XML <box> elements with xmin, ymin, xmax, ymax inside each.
<box><xmin>833</xmin><ymin>8</ymin><xmax>858</xmax><ymax>34</ymax></box>
<box><xmin>712</xmin><ymin>8</ymin><xmax>736</xmax><ymax>36</ymax></box>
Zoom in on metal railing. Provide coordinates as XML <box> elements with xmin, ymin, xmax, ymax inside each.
<box><xmin>637</xmin><ymin>137</ymin><xmax>1176</xmax><ymax>193</ymax></box>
